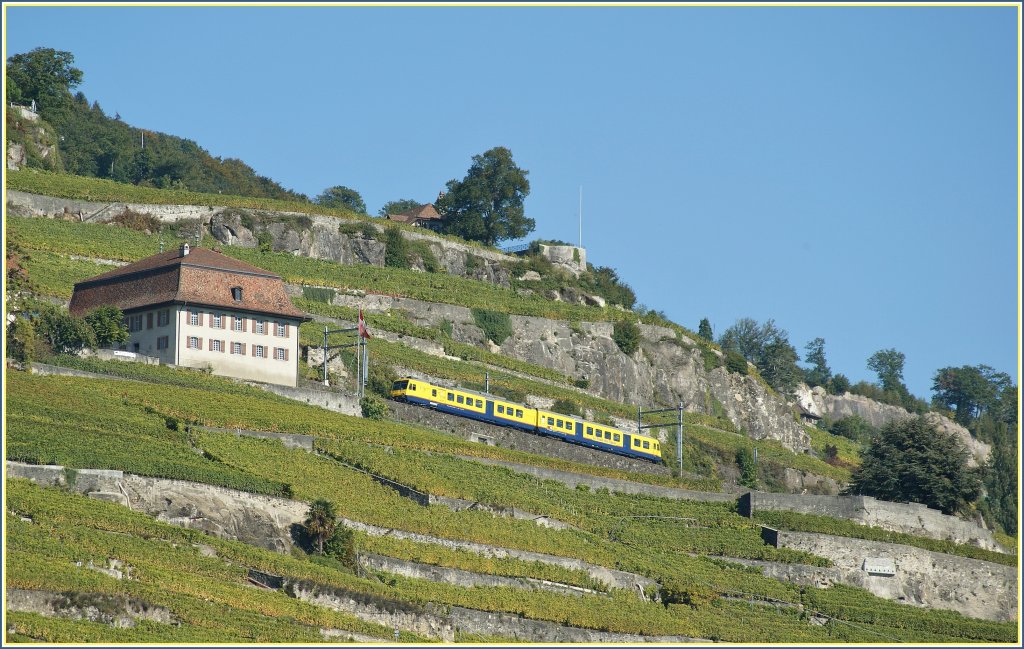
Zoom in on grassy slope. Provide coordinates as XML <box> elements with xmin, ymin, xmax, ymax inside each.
<box><xmin>4</xmin><ymin>195</ymin><xmax>1017</xmax><ymax>642</ymax></box>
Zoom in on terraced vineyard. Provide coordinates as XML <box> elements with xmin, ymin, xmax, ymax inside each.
<box><xmin>4</xmin><ymin>205</ymin><xmax>1018</xmax><ymax>643</ymax></box>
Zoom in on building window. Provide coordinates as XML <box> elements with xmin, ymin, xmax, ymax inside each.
<box><xmin>255</xmin><ymin>319</ymin><xmax>265</xmax><ymax>334</ymax></box>
<box><xmin>233</xmin><ymin>317</ymin><xmax>244</xmax><ymax>332</ymax></box>
<box><xmin>129</xmin><ymin>315</ymin><xmax>143</xmax><ymax>332</ymax></box>
<box><xmin>187</xmin><ymin>336</ymin><xmax>200</xmax><ymax>349</ymax></box>
<box><xmin>190</xmin><ymin>311</ymin><xmax>200</xmax><ymax>326</ymax></box>
<box><xmin>157</xmin><ymin>336</ymin><xmax>169</xmax><ymax>350</ymax></box>
<box><xmin>158</xmin><ymin>310</ymin><xmax>169</xmax><ymax>327</ymax></box>
<box><xmin>254</xmin><ymin>345</ymin><xmax>265</xmax><ymax>358</ymax></box>
<box><xmin>212</xmin><ymin>314</ymin><xmax>222</xmax><ymax>329</ymax></box>
<box><xmin>274</xmin><ymin>347</ymin><xmax>287</xmax><ymax>361</ymax></box>
<box><xmin>276</xmin><ymin>322</ymin><xmax>287</xmax><ymax>337</ymax></box>
<box><xmin>231</xmin><ymin>286</ymin><xmax>243</xmax><ymax>301</ymax></box>
<box><xmin>232</xmin><ymin>342</ymin><xmax>243</xmax><ymax>355</ymax></box>
<box><xmin>146</xmin><ymin>313</ymin><xmax>154</xmax><ymax>329</ymax></box>
<box><xmin>212</xmin><ymin>339</ymin><xmax>222</xmax><ymax>352</ymax></box>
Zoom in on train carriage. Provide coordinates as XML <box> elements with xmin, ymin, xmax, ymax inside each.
<box><xmin>391</xmin><ymin>378</ymin><xmax>662</xmax><ymax>463</ymax></box>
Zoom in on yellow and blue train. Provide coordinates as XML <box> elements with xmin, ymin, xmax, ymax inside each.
<box><xmin>390</xmin><ymin>377</ymin><xmax>663</xmax><ymax>463</ymax></box>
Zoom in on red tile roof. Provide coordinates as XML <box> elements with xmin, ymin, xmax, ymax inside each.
<box><xmin>387</xmin><ymin>203</ymin><xmax>443</xmax><ymax>224</ymax></box>
<box><xmin>69</xmin><ymin>246</ymin><xmax>308</xmax><ymax>319</ymax></box>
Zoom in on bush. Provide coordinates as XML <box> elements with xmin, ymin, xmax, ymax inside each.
<box><xmin>724</xmin><ymin>350</ymin><xmax>748</xmax><ymax>375</ymax></box>
<box><xmin>471</xmin><ymin>308</ymin><xmax>513</xmax><ymax>346</ymax></box>
<box><xmin>366</xmin><ymin>362</ymin><xmax>398</xmax><ymax>399</ymax></box>
<box><xmin>701</xmin><ymin>347</ymin><xmax>721</xmax><ymax>372</ymax></box>
<box><xmin>360</xmin><ymin>395</ymin><xmax>389</xmax><ymax>421</ymax></box>
<box><xmin>323</xmin><ymin>526</ymin><xmax>357</xmax><ymax>569</ymax></box>
<box><xmin>736</xmin><ymin>447</ymin><xmax>757</xmax><ymax>488</ymax></box>
<box><xmin>551</xmin><ymin>398</ymin><xmax>581</xmax><ymax>417</ymax></box>
<box><xmin>612</xmin><ymin>319</ymin><xmax>640</xmax><ymax>355</ymax></box>
<box><xmin>301</xmin><ymin>286</ymin><xmax>336</xmax><ymax>303</ymax></box>
<box><xmin>384</xmin><ymin>226</ymin><xmax>410</xmax><ymax>269</ymax></box>
<box><xmin>34</xmin><ymin>304</ymin><xmax>96</xmax><ymax>355</ymax></box>
<box><xmin>111</xmin><ymin>208</ymin><xmax>162</xmax><ymax>233</ymax></box>
<box><xmin>6</xmin><ymin>316</ymin><xmax>37</xmax><ymax>363</ymax></box>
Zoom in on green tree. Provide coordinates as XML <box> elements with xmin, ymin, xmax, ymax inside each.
<box><xmin>845</xmin><ymin>416</ymin><xmax>981</xmax><ymax>515</ymax></box>
<box><xmin>760</xmin><ymin>336</ymin><xmax>801</xmax><ymax>394</ymax></box>
<box><xmin>697</xmin><ymin>318</ymin><xmax>713</xmax><ymax>342</ymax></box>
<box><xmin>982</xmin><ymin>427</ymin><xmax>1017</xmax><ymax>535</ymax></box>
<box><xmin>724</xmin><ymin>350</ymin><xmax>748</xmax><ymax>375</ymax></box>
<box><xmin>736</xmin><ymin>447</ymin><xmax>757</xmax><ymax>489</ymax></box>
<box><xmin>826</xmin><ymin>373</ymin><xmax>850</xmax><ymax>395</ymax></box>
<box><xmin>322</xmin><ymin>526</ymin><xmax>357</xmax><ymax>568</ymax></box>
<box><xmin>5</xmin><ymin>47</ymin><xmax>83</xmax><ymax>112</ymax></box>
<box><xmin>82</xmin><ymin>305</ymin><xmax>129</xmax><ymax>349</ymax></box>
<box><xmin>383</xmin><ymin>225</ymin><xmax>410</xmax><ymax>269</ymax></box>
<box><xmin>33</xmin><ymin>304</ymin><xmax>96</xmax><ymax>356</ymax></box>
<box><xmin>718</xmin><ymin>317</ymin><xmax>785</xmax><ymax>367</ymax></box>
<box><xmin>378</xmin><ymin>198</ymin><xmax>421</xmax><ymax>217</ymax></box>
<box><xmin>436</xmin><ymin>146</ymin><xmax>533</xmax><ymax>246</ymax></box>
<box><xmin>932</xmin><ymin>365</ymin><xmax>1011</xmax><ymax>426</ymax></box>
<box><xmin>315</xmin><ymin>185</ymin><xmax>366</xmax><ymax>214</ymax></box>
<box><xmin>802</xmin><ymin>337</ymin><xmax>831</xmax><ymax>387</ymax></box>
<box><xmin>612</xmin><ymin>319</ymin><xmax>641</xmax><ymax>355</ymax></box>
<box><xmin>826</xmin><ymin>414</ymin><xmax>875</xmax><ymax>444</ymax></box>
<box><xmin>867</xmin><ymin>348</ymin><xmax>906</xmax><ymax>394</ymax></box>
<box><xmin>303</xmin><ymin>499</ymin><xmax>337</xmax><ymax>555</ymax></box>
<box><xmin>6</xmin><ymin>317</ymin><xmax>37</xmax><ymax>363</ymax></box>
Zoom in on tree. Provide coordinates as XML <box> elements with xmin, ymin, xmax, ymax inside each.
<box><xmin>612</xmin><ymin>319</ymin><xmax>641</xmax><ymax>355</ymax></box>
<box><xmin>845</xmin><ymin>416</ymin><xmax>981</xmax><ymax>515</ymax></box>
<box><xmin>435</xmin><ymin>146</ymin><xmax>533</xmax><ymax>246</ymax></box>
<box><xmin>303</xmin><ymin>499</ymin><xmax>337</xmax><ymax>555</ymax></box>
<box><xmin>33</xmin><ymin>305</ymin><xmax>96</xmax><ymax>356</ymax></box>
<box><xmin>759</xmin><ymin>336</ymin><xmax>801</xmax><ymax>394</ymax></box>
<box><xmin>83</xmin><ymin>305</ymin><xmax>129</xmax><ymax>349</ymax></box>
<box><xmin>826</xmin><ymin>373</ymin><xmax>850</xmax><ymax>395</ymax></box>
<box><xmin>383</xmin><ymin>225</ymin><xmax>409</xmax><ymax>269</ymax></box>
<box><xmin>315</xmin><ymin>186</ymin><xmax>366</xmax><ymax>214</ymax></box>
<box><xmin>378</xmin><ymin>199</ymin><xmax>421</xmax><ymax>217</ymax></box>
<box><xmin>6</xmin><ymin>47</ymin><xmax>83</xmax><ymax>112</ymax></box>
<box><xmin>867</xmin><ymin>348</ymin><xmax>906</xmax><ymax>394</ymax></box>
<box><xmin>932</xmin><ymin>365</ymin><xmax>1011</xmax><ymax>426</ymax></box>
<box><xmin>802</xmin><ymin>337</ymin><xmax>831</xmax><ymax>387</ymax></box>
<box><xmin>697</xmin><ymin>318</ymin><xmax>713</xmax><ymax>342</ymax></box>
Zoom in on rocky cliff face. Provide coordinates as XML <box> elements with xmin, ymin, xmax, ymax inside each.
<box><xmin>330</xmin><ymin>292</ymin><xmax>811</xmax><ymax>454</ymax></box>
<box><xmin>794</xmin><ymin>384</ymin><xmax>990</xmax><ymax>466</ymax></box>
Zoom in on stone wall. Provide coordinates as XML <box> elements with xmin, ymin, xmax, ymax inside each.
<box><xmin>740</xmin><ymin>492</ymin><xmax>999</xmax><ymax>551</ymax></box>
<box><xmin>770</xmin><ymin>531</ymin><xmax>1017</xmax><ymax>622</ymax></box>
<box><xmin>6</xmin><ymin>589</ymin><xmax>177</xmax><ymax>628</ymax></box>
<box><xmin>249</xmin><ymin>381</ymin><xmax>362</xmax><ymax>417</ymax></box>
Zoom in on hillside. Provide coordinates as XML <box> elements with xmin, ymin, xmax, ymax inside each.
<box><xmin>3</xmin><ymin>176</ymin><xmax>1018</xmax><ymax>643</ymax></box>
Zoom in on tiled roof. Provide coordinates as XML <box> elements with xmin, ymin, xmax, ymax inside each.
<box><xmin>388</xmin><ymin>203</ymin><xmax>443</xmax><ymax>223</ymax></box>
<box><xmin>69</xmin><ymin>246</ymin><xmax>307</xmax><ymax>319</ymax></box>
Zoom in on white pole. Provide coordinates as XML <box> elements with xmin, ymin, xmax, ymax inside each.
<box><xmin>578</xmin><ymin>185</ymin><xmax>583</xmax><ymax>248</ymax></box>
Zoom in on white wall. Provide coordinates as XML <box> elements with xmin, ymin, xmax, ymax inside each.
<box><xmin>123</xmin><ymin>305</ymin><xmax>301</xmax><ymax>387</ymax></box>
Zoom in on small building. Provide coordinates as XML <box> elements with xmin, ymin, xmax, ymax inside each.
<box><xmin>385</xmin><ymin>203</ymin><xmax>445</xmax><ymax>229</ymax></box>
<box><xmin>69</xmin><ymin>243</ymin><xmax>310</xmax><ymax>387</ymax></box>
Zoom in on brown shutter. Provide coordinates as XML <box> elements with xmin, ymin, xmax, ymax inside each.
<box><xmin>251</xmin><ymin>345</ymin><xmax>257</xmax><ymax>357</ymax></box>
<box><xmin>199</xmin><ymin>312</ymin><xmax>205</xmax><ymax>327</ymax></box>
<box><xmin>284</xmin><ymin>348</ymin><xmax>289</xmax><ymax>361</ymax></box>
<box><xmin>197</xmin><ymin>337</ymin><xmax>203</xmax><ymax>349</ymax></box>
<box><xmin>208</xmin><ymin>338</ymin><xmax>213</xmax><ymax>351</ymax></box>
<box><xmin>265</xmin><ymin>321</ymin><xmax>269</xmax><ymax>336</ymax></box>
<box><xmin>243</xmin><ymin>317</ymin><xmax>248</xmax><ymax>332</ymax></box>
<box><xmin>241</xmin><ymin>343</ymin><xmax>246</xmax><ymax>356</ymax></box>
<box><xmin>284</xmin><ymin>323</ymin><xmax>290</xmax><ymax>338</ymax></box>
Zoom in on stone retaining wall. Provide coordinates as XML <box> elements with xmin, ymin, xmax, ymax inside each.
<box><xmin>740</xmin><ymin>492</ymin><xmax>999</xmax><ymax>551</ymax></box>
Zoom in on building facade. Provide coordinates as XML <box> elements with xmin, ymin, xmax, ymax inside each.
<box><xmin>70</xmin><ymin>244</ymin><xmax>309</xmax><ymax>387</ymax></box>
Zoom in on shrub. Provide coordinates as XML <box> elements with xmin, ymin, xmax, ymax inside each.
<box><xmin>33</xmin><ymin>304</ymin><xmax>96</xmax><ymax>355</ymax></box>
<box><xmin>360</xmin><ymin>395</ymin><xmax>389</xmax><ymax>421</ymax></box>
<box><xmin>701</xmin><ymin>347</ymin><xmax>721</xmax><ymax>372</ymax></box>
<box><xmin>724</xmin><ymin>350</ymin><xmax>748</xmax><ymax>375</ymax></box>
<box><xmin>736</xmin><ymin>447</ymin><xmax>757</xmax><ymax>488</ymax></box>
<box><xmin>384</xmin><ymin>226</ymin><xmax>410</xmax><ymax>269</ymax></box>
<box><xmin>111</xmin><ymin>208</ymin><xmax>162</xmax><ymax>233</ymax></box>
<box><xmin>6</xmin><ymin>316</ymin><xmax>37</xmax><ymax>363</ymax></box>
<box><xmin>301</xmin><ymin>286</ymin><xmax>336</xmax><ymax>304</ymax></box>
<box><xmin>366</xmin><ymin>362</ymin><xmax>398</xmax><ymax>399</ymax></box>
<box><xmin>551</xmin><ymin>398</ymin><xmax>581</xmax><ymax>417</ymax></box>
<box><xmin>612</xmin><ymin>319</ymin><xmax>640</xmax><ymax>355</ymax></box>
<box><xmin>471</xmin><ymin>308</ymin><xmax>513</xmax><ymax>345</ymax></box>
<box><xmin>323</xmin><ymin>526</ymin><xmax>357</xmax><ymax>569</ymax></box>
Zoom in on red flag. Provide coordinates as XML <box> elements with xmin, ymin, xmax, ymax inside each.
<box><xmin>358</xmin><ymin>309</ymin><xmax>372</xmax><ymax>339</ymax></box>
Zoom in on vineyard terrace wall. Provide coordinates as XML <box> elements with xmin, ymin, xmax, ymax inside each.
<box><xmin>740</xmin><ymin>492</ymin><xmax>1000</xmax><ymax>551</ymax></box>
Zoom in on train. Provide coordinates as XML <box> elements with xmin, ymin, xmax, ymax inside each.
<box><xmin>390</xmin><ymin>377</ymin><xmax>663</xmax><ymax>463</ymax></box>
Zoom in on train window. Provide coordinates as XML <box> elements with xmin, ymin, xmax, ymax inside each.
<box><xmin>410</xmin><ymin>384</ymin><xmax>416</xmax><ymax>391</ymax></box>
<box><xmin>497</xmin><ymin>405</ymin><xmax>504</xmax><ymax>414</ymax></box>
<box><xmin>393</xmin><ymin>380</ymin><xmax>408</xmax><ymax>391</ymax></box>
<box><xmin>587</xmin><ymin>427</ymin><xmax>593</xmax><ymax>435</ymax></box>
<box><xmin>476</xmin><ymin>399</ymin><xmax>483</xmax><ymax>408</ymax></box>
<box><xmin>605</xmin><ymin>432</ymin><xmax>612</xmax><ymax>440</ymax></box>
<box><xmin>643</xmin><ymin>441</ymin><xmax>650</xmax><ymax>449</ymax></box>
<box><xmin>547</xmin><ymin>417</ymin><xmax>554</xmax><ymax>426</ymax></box>
<box><xmin>516</xmin><ymin>409</ymin><xmax>523</xmax><ymax>418</ymax></box>
<box><xmin>432</xmin><ymin>389</ymin><xmax>437</xmax><ymax>397</ymax></box>
<box><xmin>448</xmin><ymin>393</ymin><xmax>454</xmax><ymax>401</ymax></box>
<box><xmin>614</xmin><ymin>434</ymin><xmax>620</xmax><ymax>442</ymax></box>
<box><xmin>457</xmin><ymin>395</ymin><xmax>464</xmax><ymax>404</ymax></box>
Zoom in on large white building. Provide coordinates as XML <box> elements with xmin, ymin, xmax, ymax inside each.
<box><xmin>69</xmin><ymin>244</ymin><xmax>309</xmax><ymax>387</ymax></box>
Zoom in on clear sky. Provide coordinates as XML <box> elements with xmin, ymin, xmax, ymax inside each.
<box><xmin>4</xmin><ymin>3</ymin><xmax>1020</xmax><ymax>400</ymax></box>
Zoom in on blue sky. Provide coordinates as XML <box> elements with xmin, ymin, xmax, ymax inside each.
<box><xmin>4</xmin><ymin>3</ymin><xmax>1019</xmax><ymax>400</ymax></box>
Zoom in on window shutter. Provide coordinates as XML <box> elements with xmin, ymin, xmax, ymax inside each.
<box><xmin>221</xmin><ymin>340</ymin><xmax>226</xmax><ymax>353</ymax></box>
<box><xmin>208</xmin><ymin>338</ymin><xmax>213</xmax><ymax>351</ymax></box>
<box><xmin>251</xmin><ymin>345</ymin><xmax>257</xmax><ymax>357</ymax></box>
<box><xmin>242</xmin><ymin>317</ymin><xmax>248</xmax><ymax>332</ymax></box>
<box><xmin>241</xmin><ymin>343</ymin><xmax>246</xmax><ymax>355</ymax></box>
<box><xmin>265</xmin><ymin>322</ymin><xmax>269</xmax><ymax>336</ymax></box>
<box><xmin>198</xmin><ymin>337</ymin><xmax>203</xmax><ymax>349</ymax></box>
<box><xmin>199</xmin><ymin>313</ymin><xmax>204</xmax><ymax>327</ymax></box>
<box><xmin>284</xmin><ymin>348</ymin><xmax>289</xmax><ymax>361</ymax></box>
<box><xmin>285</xmin><ymin>324</ymin><xmax>290</xmax><ymax>338</ymax></box>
